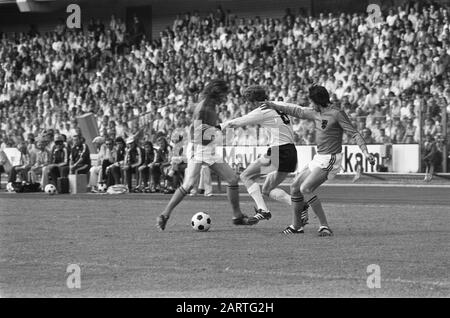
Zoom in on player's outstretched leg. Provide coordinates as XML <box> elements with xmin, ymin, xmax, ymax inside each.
<box><xmin>240</xmin><ymin>159</ymin><xmax>271</xmax><ymax>221</ymax></box>
<box><xmin>157</xmin><ymin>162</ymin><xmax>202</xmax><ymax>230</ymax></box>
<box><xmin>210</xmin><ymin>162</ymin><xmax>258</xmax><ymax>226</ymax></box>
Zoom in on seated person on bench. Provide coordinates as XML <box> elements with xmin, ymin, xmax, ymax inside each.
<box><xmin>123</xmin><ymin>137</ymin><xmax>143</xmax><ymax>192</ymax></box>
<box><xmin>164</xmin><ymin>133</ymin><xmax>187</xmax><ymax>194</ymax></box>
<box><xmin>63</xmin><ymin>134</ymin><xmax>91</xmax><ymax>176</ymax></box>
<box><xmin>41</xmin><ymin>135</ymin><xmax>70</xmax><ymax>187</ymax></box>
<box><xmin>89</xmin><ymin>137</ymin><xmax>116</xmax><ymax>191</ymax></box>
<box><xmin>28</xmin><ymin>139</ymin><xmax>50</xmax><ymax>184</ymax></box>
<box><xmin>0</xmin><ymin>148</ymin><xmax>12</xmax><ymax>188</ymax></box>
<box><xmin>8</xmin><ymin>141</ymin><xmax>32</xmax><ymax>183</ymax></box>
<box><xmin>106</xmin><ymin>136</ymin><xmax>126</xmax><ymax>186</ymax></box>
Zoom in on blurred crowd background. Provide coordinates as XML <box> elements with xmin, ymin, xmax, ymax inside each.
<box><xmin>1</xmin><ymin>0</ymin><xmax>449</xmax><ymax>179</ymax></box>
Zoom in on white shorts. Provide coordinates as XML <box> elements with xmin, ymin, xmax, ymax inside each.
<box><xmin>308</xmin><ymin>153</ymin><xmax>343</xmax><ymax>180</ymax></box>
<box><xmin>187</xmin><ymin>142</ymin><xmax>222</xmax><ymax>166</ymax></box>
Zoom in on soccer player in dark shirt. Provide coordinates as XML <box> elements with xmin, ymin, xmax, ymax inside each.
<box><xmin>156</xmin><ymin>79</ymin><xmax>257</xmax><ymax>230</ymax></box>
<box><xmin>262</xmin><ymin>85</ymin><xmax>375</xmax><ymax>235</ymax></box>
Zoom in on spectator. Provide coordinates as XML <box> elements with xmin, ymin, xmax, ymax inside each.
<box><xmin>8</xmin><ymin>141</ymin><xmax>31</xmax><ymax>183</ymax></box>
<box><xmin>402</xmin><ymin>118</ymin><xmax>417</xmax><ymax>143</ymax></box>
<box><xmin>137</xmin><ymin>141</ymin><xmax>156</xmax><ymax>192</ymax></box>
<box><xmin>423</xmin><ymin>117</ymin><xmax>436</xmax><ymax>136</ymax></box>
<box><xmin>363</xmin><ymin>87</ymin><xmax>381</xmax><ymax>110</ymax></box>
<box><xmin>371</xmin><ymin>120</ymin><xmax>383</xmax><ymax>142</ymax></box>
<box><xmin>391</xmin><ymin>118</ymin><xmax>406</xmax><ymax>144</ymax></box>
<box><xmin>423</xmin><ymin>134</ymin><xmax>440</xmax><ymax>182</ymax></box>
<box><xmin>89</xmin><ymin>137</ymin><xmax>116</xmax><ymax>191</ymax></box>
<box><xmin>41</xmin><ymin>135</ymin><xmax>69</xmax><ymax>188</ymax></box>
<box><xmin>0</xmin><ymin>148</ymin><xmax>12</xmax><ymax>188</ymax></box>
<box><xmin>375</xmin><ymin>128</ymin><xmax>392</xmax><ymax>144</ymax></box>
<box><xmin>106</xmin><ymin>136</ymin><xmax>126</xmax><ymax>187</ymax></box>
<box><xmin>362</xmin><ymin>128</ymin><xmax>375</xmax><ymax>144</ymax></box>
<box><xmin>26</xmin><ymin>133</ymin><xmax>36</xmax><ymax>154</ymax></box>
<box><xmin>123</xmin><ymin>136</ymin><xmax>143</xmax><ymax>192</ymax></box>
<box><xmin>164</xmin><ymin>132</ymin><xmax>187</xmax><ymax>194</ymax></box>
<box><xmin>28</xmin><ymin>139</ymin><xmax>50</xmax><ymax>184</ymax></box>
<box><xmin>149</xmin><ymin>136</ymin><xmax>170</xmax><ymax>193</ymax></box>
<box><xmin>67</xmin><ymin>135</ymin><xmax>91</xmax><ymax>175</ymax></box>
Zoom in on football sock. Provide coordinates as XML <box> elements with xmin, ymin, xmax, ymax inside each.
<box><xmin>247</xmin><ymin>182</ymin><xmax>269</xmax><ymax>211</ymax></box>
<box><xmin>291</xmin><ymin>194</ymin><xmax>307</xmax><ymax>229</ymax></box>
<box><xmin>307</xmin><ymin>195</ymin><xmax>328</xmax><ymax>227</ymax></box>
<box><xmin>227</xmin><ymin>184</ymin><xmax>242</xmax><ymax>218</ymax></box>
<box><xmin>161</xmin><ymin>186</ymin><xmax>188</xmax><ymax>217</ymax></box>
<box><xmin>268</xmin><ymin>188</ymin><xmax>291</xmax><ymax>206</ymax></box>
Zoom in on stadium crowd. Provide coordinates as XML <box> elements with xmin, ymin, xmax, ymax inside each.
<box><xmin>1</xmin><ymin>1</ymin><xmax>450</xmax><ymax>190</ymax></box>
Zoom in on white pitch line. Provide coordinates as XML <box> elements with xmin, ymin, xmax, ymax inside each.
<box><xmin>262</xmin><ymin>182</ymin><xmax>450</xmax><ymax>188</ymax></box>
<box><xmin>208</xmin><ymin>182</ymin><xmax>450</xmax><ymax>188</ymax></box>
<box><xmin>321</xmin><ymin>183</ymin><xmax>450</xmax><ymax>188</ymax></box>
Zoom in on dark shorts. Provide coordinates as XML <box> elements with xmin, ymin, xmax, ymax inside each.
<box><xmin>267</xmin><ymin>143</ymin><xmax>298</xmax><ymax>173</ymax></box>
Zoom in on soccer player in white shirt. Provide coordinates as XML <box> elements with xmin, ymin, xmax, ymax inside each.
<box><xmin>221</xmin><ymin>86</ymin><xmax>308</xmax><ymax>225</ymax></box>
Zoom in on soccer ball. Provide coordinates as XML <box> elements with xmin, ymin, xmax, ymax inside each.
<box><xmin>6</xmin><ymin>182</ymin><xmax>15</xmax><ymax>193</ymax></box>
<box><xmin>191</xmin><ymin>212</ymin><xmax>211</xmax><ymax>232</ymax></box>
<box><xmin>97</xmin><ymin>183</ymin><xmax>108</xmax><ymax>193</ymax></box>
<box><xmin>44</xmin><ymin>184</ymin><xmax>57</xmax><ymax>195</ymax></box>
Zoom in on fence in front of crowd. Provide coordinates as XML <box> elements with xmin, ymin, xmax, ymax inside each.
<box><xmin>219</xmin><ymin>144</ymin><xmax>419</xmax><ymax>174</ymax></box>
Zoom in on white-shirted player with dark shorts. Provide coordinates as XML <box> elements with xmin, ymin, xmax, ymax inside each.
<box><xmin>221</xmin><ymin>86</ymin><xmax>308</xmax><ymax>227</ymax></box>
<box><xmin>262</xmin><ymin>85</ymin><xmax>375</xmax><ymax>235</ymax></box>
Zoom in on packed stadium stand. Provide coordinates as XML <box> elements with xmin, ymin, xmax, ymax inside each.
<box><xmin>1</xmin><ymin>0</ymin><xmax>449</xmax><ymax>191</ymax></box>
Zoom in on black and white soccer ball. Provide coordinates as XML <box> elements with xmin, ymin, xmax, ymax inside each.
<box><xmin>97</xmin><ymin>183</ymin><xmax>108</xmax><ymax>193</ymax></box>
<box><xmin>44</xmin><ymin>184</ymin><xmax>57</xmax><ymax>195</ymax></box>
<box><xmin>191</xmin><ymin>212</ymin><xmax>211</xmax><ymax>232</ymax></box>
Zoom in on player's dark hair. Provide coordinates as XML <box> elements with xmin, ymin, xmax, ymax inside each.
<box><xmin>309</xmin><ymin>85</ymin><xmax>330</xmax><ymax>107</ymax></box>
<box><xmin>242</xmin><ymin>85</ymin><xmax>268</xmax><ymax>102</ymax></box>
<box><xmin>202</xmin><ymin>79</ymin><xmax>228</xmax><ymax>99</ymax></box>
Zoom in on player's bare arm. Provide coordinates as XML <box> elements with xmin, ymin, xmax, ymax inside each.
<box><xmin>222</xmin><ymin>108</ymin><xmax>266</xmax><ymax>129</ymax></box>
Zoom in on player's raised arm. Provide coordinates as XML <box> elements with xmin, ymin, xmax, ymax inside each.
<box><xmin>337</xmin><ymin>110</ymin><xmax>375</xmax><ymax>165</ymax></box>
<box><xmin>261</xmin><ymin>101</ymin><xmax>314</xmax><ymax>119</ymax></box>
<box><xmin>221</xmin><ymin>108</ymin><xmax>267</xmax><ymax>129</ymax></box>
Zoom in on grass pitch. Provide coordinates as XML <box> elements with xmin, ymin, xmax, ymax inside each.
<box><xmin>0</xmin><ymin>186</ymin><xmax>449</xmax><ymax>297</ymax></box>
